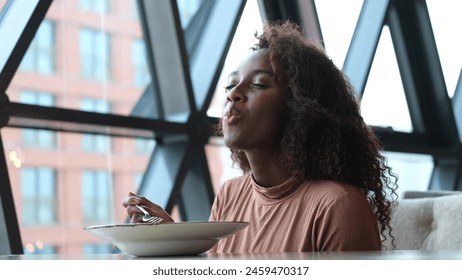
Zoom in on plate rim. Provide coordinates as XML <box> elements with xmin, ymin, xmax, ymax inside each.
<box><xmin>83</xmin><ymin>220</ymin><xmax>249</xmax><ymax>231</ymax></box>
<box><xmin>84</xmin><ymin>221</ymin><xmax>249</xmax><ymax>256</ymax></box>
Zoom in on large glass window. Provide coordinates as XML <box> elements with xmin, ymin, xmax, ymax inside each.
<box><xmin>2</xmin><ymin>0</ymin><xmax>459</xmax><ymax>257</ymax></box>
<box><xmin>21</xmin><ymin>167</ymin><xmax>56</xmax><ymax>226</ymax></box>
<box><xmin>2</xmin><ymin>0</ymin><xmax>154</xmax><ymax>251</ymax></box>
<box><xmin>7</xmin><ymin>0</ymin><xmax>150</xmax><ymax>117</ymax></box>
<box><xmin>20</xmin><ymin>19</ymin><xmax>55</xmax><ymax>74</ymax></box>
<box><xmin>80</xmin><ymin>28</ymin><xmax>111</xmax><ymax>81</ymax></box>
<box><xmin>82</xmin><ymin>169</ymin><xmax>112</xmax><ymax>225</ymax></box>
<box><xmin>20</xmin><ymin>90</ymin><xmax>56</xmax><ymax>149</ymax></box>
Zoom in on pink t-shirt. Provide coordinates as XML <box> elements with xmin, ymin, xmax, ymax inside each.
<box><xmin>208</xmin><ymin>173</ymin><xmax>381</xmax><ymax>253</ymax></box>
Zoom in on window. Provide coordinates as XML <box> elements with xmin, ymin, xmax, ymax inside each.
<box><xmin>80</xmin><ymin>28</ymin><xmax>111</xmax><ymax>81</ymax></box>
<box><xmin>24</xmin><ymin>242</ymin><xmax>57</xmax><ymax>255</ymax></box>
<box><xmin>132</xmin><ymin>39</ymin><xmax>150</xmax><ymax>88</ymax></box>
<box><xmin>80</xmin><ymin>98</ymin><xmax>111</xmax><ymax>153</ymax></box>
<box><xmin>80</xmin><ymin>97</ymin><xmax>110</xmax><ymax>113</ymax></box>
<box><xmin>83</xmin><ymin>243</ymin><xmax>117</xmax><ymax>254</ymax></box>
<box><xmin>360</xmin><ymin>26</ymin><xmax>412</xmax><ymax>133</ymax></box>
<box><xmin>177</xmin><ymin>0</ymin><xmax>204</xmax><ymax>28</ymax></box>
<box><xmin>20</xmin><ymin>90</ymin><xmax>56</xmax><ymax>148</ymax></box>
<box><xmin>135</xmin><ymin>138</ymin><xmax>155</xmax><ymax>155</ymax></box>
<box><xmin>21</xmin><ymin>167</ymin><xmax>56</xmax><ymax>226</ymax></box>
<box><xmin>20</xmin><ymin>19</ymin><xmax>55</xmax><ymax>74</ymax></box>
<box><xmin>82</xmin><ymin>170</ymin><xmax>112</xmax><ymax>225</ymax></box>
<box><xmin>134</xmin><ymin>172</ymin><xmax>143</xmax><ymax>190</ymax></box>
<box><xmin>132</xmin><ymin>0</ymin><xmax>139</xmax><ymax>20</ymax></box>
<box><xmin>427</xmin><ymin>0</ymin><xmax>462</xmax><ymax>97</ymax></box>
<box><xmin>80</xmin><ymin>0</ymin><xmax>111</xmax><ymax>14</ymax></box>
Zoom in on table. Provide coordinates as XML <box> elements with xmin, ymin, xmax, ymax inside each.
<box><xmin>2</xmin><ymin>250</ymin><xmax>461</xmax><ymax>280</ymax></box>
<box><xmin>1</xmin><ymin>249</ymin><xmax>462</xmax><ymax>260</ymax></box>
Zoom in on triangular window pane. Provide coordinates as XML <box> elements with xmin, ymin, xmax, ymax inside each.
<box><xmin>426</xmin><ymin>0</ymin><xmax>462</xmax><ymax>98</ymax></box>
<box><xmin>176</xmin><ymin>0</ymin><xmax>203</xmax><ymax>29</ymax></box>
<box><xmin>315</xmin><ymin>0</ymin><xmax>363</xmax><ymax>68</ymax></box>
<box><xmin>361</xmin><ymin>26</ymin><xmax>413</xmax><ymax>133</ymax></box>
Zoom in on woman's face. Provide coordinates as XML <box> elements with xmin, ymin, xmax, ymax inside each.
<box><xmin>222</xmin><ymin>50</ymin><xmax>286</xmax><ymax>152</ymax></box>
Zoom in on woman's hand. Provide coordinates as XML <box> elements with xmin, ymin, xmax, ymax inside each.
<box><xmin>121</xmin><ymin>192</ymin><xmax>174</xmax><ymax>224</ymax></box>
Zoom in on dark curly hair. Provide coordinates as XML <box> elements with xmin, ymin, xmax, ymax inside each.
<box><xmin>219</xmin><ymin>21</ymin><xmax>398</xmax><ymax>246</ymax></box>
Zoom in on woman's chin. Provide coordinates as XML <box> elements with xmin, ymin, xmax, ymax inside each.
<box><xmin>223</xmin><ymin>136</ymin><xmax>244</xmax><ymax>150</ymax></box>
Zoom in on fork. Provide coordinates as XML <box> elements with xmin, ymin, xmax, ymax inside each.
<box><xmin>135</xmin><ymin>204</ymin><xmax>163</xmax><ymax>224</ymax></box>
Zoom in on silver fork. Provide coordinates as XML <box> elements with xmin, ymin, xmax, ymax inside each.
<box><xmin>135</xmin><ymin>204</ymin><xmax>163</xmax><ymax>224</ymax></box>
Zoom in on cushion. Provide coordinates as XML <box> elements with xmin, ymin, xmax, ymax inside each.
<box><xmin>383</xmin><ymin>194</ymin><xmax>462</xmax><ymax>250</ymax></box>
<box><xmin>401</xmin><ymin>190</ymin><xmax>462</xmax><ymax>199</ymax></box>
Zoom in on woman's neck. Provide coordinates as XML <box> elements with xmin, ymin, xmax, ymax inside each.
<box><xmin>245</xmin><ymin>150</ymin><xmax>291</xmax><ymax>187</ymax></box>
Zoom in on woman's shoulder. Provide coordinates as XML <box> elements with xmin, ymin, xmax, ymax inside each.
<box><xmin>218</xmin><ymin>173</ymin><xmax>253</xmax><ymax>195</ymax></box>
<box><xmin>309</xmin><ymin>179</ymin><xmax>362</xmax><ymax>193</ymax></box>
<box><xmin>304</xmin><ymin>180</ymin><xmax>367</xmax><ymax>205</ymax></box>
<box><xmin>222</xmin><ymin>173</ymin><xmax>252</xmax><ymax>187</ymax></box>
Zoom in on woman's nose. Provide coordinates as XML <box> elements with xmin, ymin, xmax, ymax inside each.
<box><xmin>227</xmin><ymin>86</ymin><xmax>245</xmax><ymax>103</ymax></box>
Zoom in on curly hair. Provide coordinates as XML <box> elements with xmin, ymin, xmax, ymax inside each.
<box><xmin>219</xmin><ymin>21</ymin><xmax>398</xmax><ymax>246</ymax></box>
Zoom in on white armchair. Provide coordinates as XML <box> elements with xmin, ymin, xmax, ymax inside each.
<box><xmin>383</xmin><ymin>191</ymin><xmax>462</xmax><ymax>250</ymax></box>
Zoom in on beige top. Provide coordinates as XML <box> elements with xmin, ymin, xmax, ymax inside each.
<box><xmin>208</xmin><ymin>173</ymin><xmax>381</xmax><ymax>253</ymax></box>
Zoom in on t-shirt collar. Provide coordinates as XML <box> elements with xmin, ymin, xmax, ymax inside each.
<box><xmin>250</xmin><ymin>173</ymin><xmax>304</xmax><ymax>204</ymax></box>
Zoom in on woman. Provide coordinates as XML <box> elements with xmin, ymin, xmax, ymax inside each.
<box><xmin>122</xmin><ymin>21</ymin><xmax>398</xmax><ymax>253</ymax></box>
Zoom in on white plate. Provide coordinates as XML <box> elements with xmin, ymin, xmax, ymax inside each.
<box><xmin>84</xmin><ymin>221</ymin><xmax>248</xmax><ymax>257</ymax></box>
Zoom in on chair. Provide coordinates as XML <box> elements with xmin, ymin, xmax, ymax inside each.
<box><xmin>401</xmin><ymin>190</ymin><xmax>462</xmax><ymax>199</ymax></box>
<box><xmin>383</xmin><ymin>191</ymin><xmax>462</xmax><ymax>250</ymax></box>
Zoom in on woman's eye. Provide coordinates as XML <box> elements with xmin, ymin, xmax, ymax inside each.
<box><xmin>252</xmin><ymin>83</ymin><xmax>267</xmax><ymax>89</ymax></box>
<box><xmin>224</xmin><ymin>85</ymin><xmax>236</xmax><ymax>92</ymax></box>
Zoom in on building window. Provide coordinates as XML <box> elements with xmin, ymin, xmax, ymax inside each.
<box><xmin>177</xmin><ymin>0</ymin><xmax>204</xmax><ymax>28</ymax></box>
<box><xmin>21</xmin><ymin>167</ymin><xmax>56</xmax><ymax>226</ymax></box>
<box><xmin>80</xmin><ymin>0</ymin><xmax>111</xmax><ymax>14</ymax></box>
<box><xmin>134</xmin><ymin>172</ymin><xmax>143</xmax><ymax>189</ymax></box>
<box><xmin>20</xmin><ymin>90</ymin><xmax>56</xmax><ymax>149</ymax></box>
<box><xmin>135</xmin><ymin>138</ymin><xmax>155</xmax><ymax>155</ymax></box>
<box><xmin>20</xmin><ymin>19</ymin><xmax>55</xmax><ymax>74</ymax></box>
<box><xmin>24</xmin><ymin>242</ymin><xmax>57</xmax><ymax>255</ymax></box>
<box><xmin>82</xmin><ymin>170</ymin><xmax>112</xmax><ymax>225</ymax></box>
<box><xmin>83</xmin><ymin>243</ymin><xmax>118</xmax><ymax>254</ymax></box>
<box><xmin>132</xmin><ymin>39</ymin><xmax>150</xmax><ymax>88</ymax></box>
<box><xmin>80</xmin><ymin>28</ymin><xmax>111</xmax><ymax>81</ymax></box>
<box><xmin>80</xmin><ymin>98</ymin><xmax>111</xmax><ymax>153</ymax></box>
<box><xmin>132</xmin><ymin>0</ymin><xmax>139</xmax><ymax>19</ymax></box>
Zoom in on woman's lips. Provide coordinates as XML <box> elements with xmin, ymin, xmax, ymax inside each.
<box><xmin>225</xmin><ymin>114</ymin><xmax>240</xmax><ymax>124</ymax></box>
<box><xmin>224</xmin><ymin>107</ymin><xmax>241</xmax><ymax>125</ymax></box>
